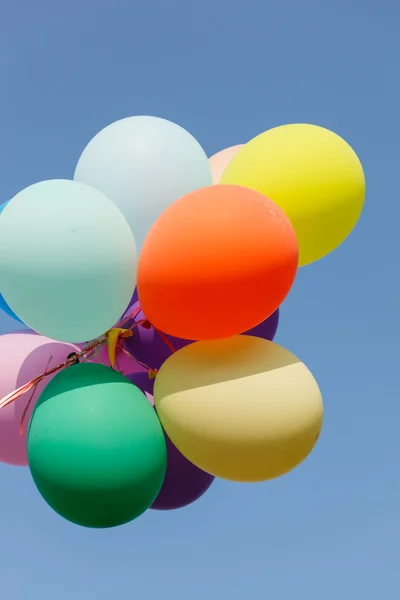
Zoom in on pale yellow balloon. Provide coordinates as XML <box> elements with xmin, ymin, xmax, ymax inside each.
<box><xmin>220</xmin><ymin>124</ymin><xmax>365</xmax><ymax>266</ymax></box>
<box><xmin>209</xmin><ymin>144</ymin><xmax>243</xmax><ymax>184</ymax></box>
<box><xmin>154</xmin><ymin>336</ymin><xmax>323</xmax><ymax>483</ymax></box>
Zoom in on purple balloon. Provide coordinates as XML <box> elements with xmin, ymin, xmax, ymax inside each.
<box><xmin>127</xmin><ymin>370</ymin><xmax>215</xmax><ymax>511</ymax></box>
<box><xmin>128</xmin><ymin>371</ymin><xmax>155</xmax><ymax>401</ymax></box>
<box><xmin>246</xmin><ymin>307</ymin><xmax>279</xmax><ymax>340</ymax></box>
<box><xmin>122</xmin><ymin>290</ymin><xmax>279</xmax><ymax>371</ymax></box>
<box><xmin>122</xmin><ymin>292</ymin><xmax>192</xmax><ymax>371</ymax></box>
<box><xmin>151</xmin><ymin>435</ymin><xmax>215</xmax><ymax>511</ymax></box>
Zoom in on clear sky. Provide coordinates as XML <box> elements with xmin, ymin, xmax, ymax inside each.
<box><xmin>0</xmin><ymin>0</ymin><xmax>398</xmax><ymax>598</ymax></box>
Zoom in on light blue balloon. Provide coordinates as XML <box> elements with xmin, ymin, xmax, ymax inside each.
<box><xmin>74</xmin><ymin>116</ymin><xmax>213</xmax><ymax>251</ymax></box>
<box><xmin>0</xmin><ymin>180</ymin><xmax>137</xmax><ymax>343</ymax></box>
<box><xmin>0</xmin><ymin>308</ymin><xmax>30</xmax><ymax>334</ymax></box>
<box><xmin>0</xmin><ymin>292</ymin><xmax>23</xmax><ymax>322</ymax></box>
<box><xmin>0</xmin><ymin>201</ymin><xmax>24</xmax><ymax>323</ymax></box>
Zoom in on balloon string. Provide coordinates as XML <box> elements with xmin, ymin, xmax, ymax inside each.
<box><xmin>154</xmin><ymin>327</ymin><xmax>176</xmax><ymax>353</ymax></box>
<box><xmin>19</xmin><ymin>355</ymin><xmax>53</xmax><ymax>435</ymax></box>
<box><xmin>0</xmin><ymin>336</ymin><xmax>107</xmax><ymax>410</ymax></box>
<box><xmin>0</xmin><ymin>304</ymin><xmax>144</xmax><ymax>410</ymax></box>
<box><xmin>0</xmin><ymin>302</ymin><xmax>178</xmax><ymax>412</ymax></box>
<box><xmin>19</xmin><ymin>385</ymin><xmax>39</xmax><ymax>436</ymax></box>
<box><xmin>121</xmin><ymin>303</ymin><xmax>177</xmax><ymax>355</ymax></box>
<box><xmin>119</xmin><ymin>346</ymin><xmax>158</xmax><ymax>379</ymax></box>
<box><xmin>118</xmin><ymin>305</ymin><xmax>142</xmax><ymax>328</ymax></box>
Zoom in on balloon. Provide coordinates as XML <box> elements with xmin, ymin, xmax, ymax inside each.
<box><xmin>0</xmin><ymin>332</ymin><xmax>79</xmax><ymax>466</ymax></box>
<box><xmin>127</xmin><ymin>371</ymin><xmax>155</xmax><ymax>404</ymax></box>
<box><xmin>75</xmin><ymin>341</ymin><xmax>145</xmax><ymax>376</ymax></box>
<box><xmin>126</xmin><ymin>371</ymin><xmax>215</xmax><ymax>510</ymax></box>
<box><xmin>0</xmin><ymin>201</ymin><xmax>23</xmax><ymax>323</ymax></box>
<box><xmin>220</xmin><ymin>124</ymin><xmax>365</xmax><ymax>266</ymax></box>
<box><xmin>0</xmin><ymin>180</ymin><xmax>137</xmax><ymax>343</ymax></box>
<box><xmin>72</xmin><ymin>289</ymin><xmax>145</xmax><ymax>375</ymax></box>
<box><xmin>209</xmin><ymin>144</ymin><xmax>243</xmax><ymax>184</ymax></box>
<box><xmin>123</xmin><ymin>299</ymin><xmax>193</xmax><ymax>371</ymax></box>
<box><xmin>74</xmin><ymin>116</ymin><xmax>213</xmax><ymax>251</ymax></box>
<box><xmin>28</xmin><ymin>363</ymin><xmax>167</xmax><ymax>528</ymax></box>
<box><xmin>137</xmin><ymin>185</ymin><xmax>298</xmax><ymax>340</ymax></box>
<box><xmin>246</xmin><ymin>308</ymin><xmax>279</xmax><ymax>341</ymax></box>
<box><xmin>0</xmin><ymin>293</ymin><xmax>22</xmax><ymax>323</ymax></box>
<box><xmin>124</xmin><ymin>296</ymin><xmax>279</xmax><ymax>371</ymax></box>
<box><xmin>154</xmin><ymin>336</ymin><xmax>323</xmax><ymax>482</ymax></box>
<box><xmin>151</xmin><ymin>433</ymin><xmax>215</xmax><ymax>511</ymax></box>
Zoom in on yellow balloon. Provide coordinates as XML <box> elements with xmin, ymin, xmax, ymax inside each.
<box><xmin>220</xmin><ymin>124</ymin><xmax>365</xmax><ymax>266</ymax></box>
<box><xmin>154</xmin><ymin>336</ymin><xmax>323</xmax><ymax>482</ymax></box>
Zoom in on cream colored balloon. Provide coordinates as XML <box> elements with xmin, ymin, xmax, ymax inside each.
<box><xmin>209</xmin><ymin>145</ymin><xmax>243</xmax><ymax>184</ymax></box>
<box><xmin>154</xmin><ymin>336</ymin><xmax>323</xmax><ymax>483</ymax></box>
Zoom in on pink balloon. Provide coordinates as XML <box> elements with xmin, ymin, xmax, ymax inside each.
<box><xmin>0</xmin><ymin>332</ymin><xmax>80</xmax><ymax>466</ymax></box>
<box><xmin>208</xmin><ymin>144</ymin><xmax>244</xmax><ymax>184</ymax></box>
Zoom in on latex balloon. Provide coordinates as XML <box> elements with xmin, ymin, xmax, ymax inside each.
<box><xmin>0</xmin><ymin>332</ymin><xmax>79</xmax><ymax>466</ymax></box>
<box><xmin>155</xmin><ymin>336</ymin><xmax>323</xmax><ymax>482</ymax></box>
<box><xmin>0</xmin><ymin>202</ymin><xmax>23</xmax><ymax>323</ymax></box>
<box><xmin>137</xmin><ymin>185</ymin><xmax>298</xmax><ymax>340</ymax></box>
<box><xmin>127</xmin><ymin>370</ymin><xmax>215</xmax><ymax>510</ymax></box>
<box><xmin>28</xmin><ymin>363</ymin><xmax>167</xmax><ymax>528</ymax></box>
<box><xmin>209</xmin><ymin>144</ymin><xmax>243</xmax><ymax>184</ymax></box>
<box><xmin>126</xmin><ymin>370</ymin><xmax>215</xmax><ymax>510</ymax></box>
<box><xmin>127</xmin><ymin>371</ymin><xmax>155</xmax><ymax>404</ymax></box>
<box><xmin>0</xmin><ymin>310</ymin><xmax>30</xmax><ymax>336</ymax></box>
<box><xmin>0</xmin><ymin>293</ymin><xmax>22</xmax><ymax>323</ymax></box>
<box><xmin>151</xmin><ymin>433</ymin><xmax>215</xmax><ymax>511</ymax></box>
<box><xmin>75</xmin><ymin>341</ymin><xmax>145</xmax><ymax>376</ymax></box>
<box><xmin>220</xmin><ymin>123</ymin><xmax>365</xmax><ymax>266</ymax></box>
<box><xmin>247</xmin><ymin>308</ymin><xmax>279</xmax><ymax>341</ymax></box>
<box><xmin>123</xmin><ymin>299</ymin><xmax>193</xmax><ymax>371</ymax></box>
<box><xmin>124</xmin><ymin>294</ymin><xmax>279</xmax><ymax>371</ymax></box>
<box><xmin>73</xmin><ymin>289</ymin><xmax>145</xmax><ymax>375</ymax></box>
<box><xmin>74</xmin><ymin>116</ymin><xmax>213</xmax><ymax>251</ymax></box>
<box><xmin>0</xmin><ymin>180</ymin><xmax>137</xmax><ymax>343</ymax></box>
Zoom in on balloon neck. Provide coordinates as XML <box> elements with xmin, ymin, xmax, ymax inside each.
<box><xmin>107</xmin><ymin>328</ymin><xmax>133</xmax><ymax>369</ymax></box>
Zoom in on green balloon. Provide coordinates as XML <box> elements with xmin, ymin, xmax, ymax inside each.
<box><xmin>27</xmin><ymin>363</ymin><xmax>167</xmax><ymax>528</ymax></box>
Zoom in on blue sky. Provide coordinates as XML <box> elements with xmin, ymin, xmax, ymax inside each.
<box><xmin>0</xmin><ymin>0</ymin><xmax>399</xmax><ymax>598</ymax></box>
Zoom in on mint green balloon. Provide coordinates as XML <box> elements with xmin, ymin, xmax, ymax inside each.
<box><xmin>0</xmin><ymin>179</ymin><xmax>137</xmax><ymax>342</ymax></box>
<box><xmin>28</xmin><ymin>363</ymin><xmax>167</xmax><ymax>528</ymax></box>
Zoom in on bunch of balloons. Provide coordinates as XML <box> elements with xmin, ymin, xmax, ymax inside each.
<box><xmin>0</xmin><ymin>117</ymin><xmax>365</xmax><ymax>528</ymax></box>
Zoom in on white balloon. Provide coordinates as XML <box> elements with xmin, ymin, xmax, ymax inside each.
<box><xmin>74</xmin><ymin>116</ymin><xmax>213</xmax><ymax>251</ymax></box>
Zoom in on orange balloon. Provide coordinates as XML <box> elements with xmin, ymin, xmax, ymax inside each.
<box><xmin>137</xmin><ymin>185</ymin><xmax>298</xmax><ymax>340</ymax></box>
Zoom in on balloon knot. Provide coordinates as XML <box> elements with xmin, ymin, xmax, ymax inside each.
<box><xmin>141</xmin><ymin>320</ymin><xmax>152</xmax><ymax>330</ymax></box>
<box><xmin>67</xmin><ymin>352</ymin><xmax>80</xmax><ymax>364</ymax></box>
<box><xmin>148</xmin><ymin>369</ymin><xmax>158</xmax><ymax>380</ymax></box>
